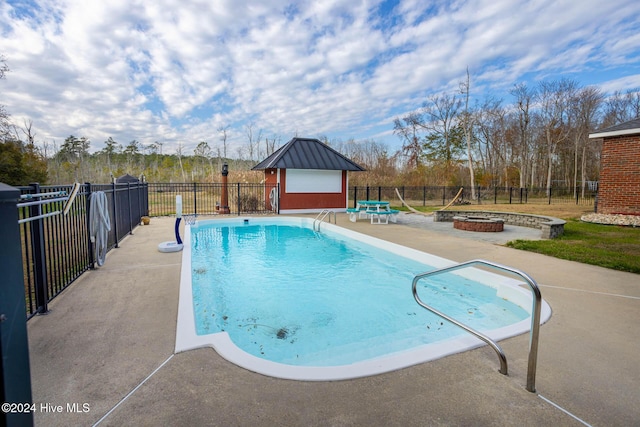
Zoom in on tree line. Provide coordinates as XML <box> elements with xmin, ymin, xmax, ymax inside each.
<box><xmin>393</xmin><ymin>73</ymin><xmax>639</xmax><ymax>197</ymax></box>
<box><xmin>1</xmin><ymin>51</ymin><xmax>639</xmax><ymax>189</ymax></box>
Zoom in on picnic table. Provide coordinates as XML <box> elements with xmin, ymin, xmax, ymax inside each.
<box><xmin>347</xmin><ymin>200</ymin><xmax>399</xmax><ymax>224</ymax></box>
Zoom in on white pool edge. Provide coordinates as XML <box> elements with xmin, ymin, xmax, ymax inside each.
<box><xmin>175</xmin><ymin>216</ymin><xmax>552</xmax><ymax>381</ymax></box>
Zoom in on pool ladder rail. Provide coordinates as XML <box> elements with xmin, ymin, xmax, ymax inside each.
<box><xmin>411</xmin><ymin>259</ymin><xmax>542</xmax><ymax>393</ymax></box>
<box><xmin>313</xmin><ymin>209</ymin><xmax>336</xmax><ymax>231</ymax></box>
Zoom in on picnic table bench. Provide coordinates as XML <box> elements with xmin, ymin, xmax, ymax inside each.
<box><xmin>347</xmin><ymin>201</ymin><xmax>399</xmax><ymax>224</ymax></box>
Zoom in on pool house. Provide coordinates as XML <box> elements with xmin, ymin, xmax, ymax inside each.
<box><xmin>252</xmin><ymin>137</ymin><xmax>365</xmax><ymax>214</ymax></box>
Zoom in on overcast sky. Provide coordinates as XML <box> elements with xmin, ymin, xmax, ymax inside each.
<box><xmin>1</xmin><ymin>0</ymin><xmax>639</xmax><ymax>156</ymax></box>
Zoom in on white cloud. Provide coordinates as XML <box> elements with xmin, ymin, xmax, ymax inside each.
<box><xmin>0</xmin><ymin>0</ymin><xmax>639</xmax><ymax>158</ymax></box>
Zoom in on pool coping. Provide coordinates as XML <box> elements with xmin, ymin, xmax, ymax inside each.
<box><xmin>175</xmin><ymin>216</ymin><xmax>552</xmax><ymax>381</ymax></box>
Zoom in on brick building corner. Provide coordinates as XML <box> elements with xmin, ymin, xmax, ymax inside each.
<box><xmin>590</xmin><ymin>118</ymin><xmax>640</xmax><ymax>215</ymax></box>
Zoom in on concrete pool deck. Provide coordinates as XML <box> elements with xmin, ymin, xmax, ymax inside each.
<box><xmin>26</xmin><ymin>214</ymin><xmax>639</xmax><ymax>426</ymax></box>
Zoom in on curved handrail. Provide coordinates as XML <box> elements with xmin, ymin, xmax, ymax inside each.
<box><xmin>412</xmin><ymin>278</ymin><xmax>508</xmax><ymax>376</ymax></box>
<box><xmin>411</xmin><ymin>259</ymin><xmax>542</xmax><ymax>393</ymax></box>
<box><xmin>313</xmin><ymin>209</ymin><xmax>336</xmax><ymax>231</ymax></box>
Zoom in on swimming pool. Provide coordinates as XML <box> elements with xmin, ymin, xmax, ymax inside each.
<box><xmin>175</xmin><ymin>217</ymin><xmax>551</xmax><ymax>380</ymax></box>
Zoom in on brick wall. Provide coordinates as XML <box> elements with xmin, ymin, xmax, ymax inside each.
<box><xmin>598</xmin><ymin>135</ymin><xmax>640</xmax><ymax>215</ymax></box>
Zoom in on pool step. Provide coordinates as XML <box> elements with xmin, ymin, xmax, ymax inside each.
<box><xmin>281</xmin><ymin>324</ymin><xmax>462</xmax><ymax>366</ymax></box>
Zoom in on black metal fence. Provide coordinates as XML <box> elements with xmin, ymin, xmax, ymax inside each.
<box><xmin>146</xmin><ymin>183</ymin><xmax>595</xmax><ymax>217</ymax></box>
<box><xmin>17</xmin><ymin>182</ymin><xmax>148</xmax><ymax>318</ymax></box>
<box><xmin>148</xmin><ymin>182</ymin><xmax>279</xmax><ymax>216</ymax></box>
<box><xmin>13</xmin><ymin>180</ymin><xmax>594</xmax><ymax>318</ymax></box>
<box><xmin>353</xmin><ymin>185</ymin><xmax>597</xmax><ymax>208</ymax></box>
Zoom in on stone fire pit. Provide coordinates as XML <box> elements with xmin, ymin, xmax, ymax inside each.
<box><xmin>453</xmin><ymin>215</ymin><xmax>504</xmax><ymax>232</ymax></box>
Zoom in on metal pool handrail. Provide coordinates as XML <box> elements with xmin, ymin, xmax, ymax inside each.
<box><xmin>313</xmin><ymin>209</ymin><xmax>336</xmax><ymax>231</ymax></box>
<box><xmin>411</xmin><ymin>259</ymin><xmax>542</xmax><ymax>393</ymax></box>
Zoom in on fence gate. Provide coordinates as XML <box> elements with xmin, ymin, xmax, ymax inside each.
<box><xmin>0</xmin><ymin>183</ymin><xmax>34</xmax><ymax>426</ymax></box>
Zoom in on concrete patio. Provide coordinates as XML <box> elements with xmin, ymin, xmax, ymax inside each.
<box><xmin>26</xmin><ymin>214</ymin><xmax>639</xmax><ymax>426</ymax></box>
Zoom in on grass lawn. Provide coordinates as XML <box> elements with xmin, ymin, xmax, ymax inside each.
<box><xmin>506</xmin><ymin>220</ymin><xmax>640</xmax><ymax>274</ymax></box>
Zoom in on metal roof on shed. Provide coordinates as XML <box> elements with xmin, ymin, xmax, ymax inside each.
<box><xmin>252</xmin><ymin>137</ymin><xmax>365</xmax><ymax>171</ymax></box>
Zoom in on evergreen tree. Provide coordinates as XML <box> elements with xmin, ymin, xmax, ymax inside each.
<box><xmin>0</xmin><ymin>139</ymin><xmax>48</xmax><ymax>185</ymax></box>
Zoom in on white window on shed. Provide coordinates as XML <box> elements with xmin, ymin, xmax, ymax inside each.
<box><xmin>285</xmin><ymin>169</ymin><xmax>342</xmax><ymax>193</ymax></box>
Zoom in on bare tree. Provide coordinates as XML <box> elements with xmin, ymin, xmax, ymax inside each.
<box><xmin>218</xmin><ymin>125</ymin><xmax>229</xmax><ymax>159</ymax></box>
<box><xmin>459</xmin><ymin>68</ymin><xmax>476</xmax><ymax>198</ymax></box>
<box><xmin>602</xmin><ymin>89</ymin><xmax>640</xmax><ymax>126</ymax></box>
<box><xmin>629</xmin><ymin>89</ymin><xmax>640</xmax><ymax>119</ymax></box>
<box><xmin>0</xmin><ymin>54</ymin><xmax>11</xmax><ymax>141</ymax></box>
<box><xmin>569</xmin><ymin>86</ymin><xmax>603</xmax><ymax>197</ymax></box>
<box><xmin>536</xmin><ymin>78</ymin><xmax>579</xmax><ymax>195</ymax></box>
<box><xmin>509</xmin><ymin>83</ymin><xmax>536</xmax><ymax>188</ymax></box>
<box><xmin>393</xmin><ymin>112</ymin><xmax>423</xmax><ymax>169</ymax></box>
<box><xmin>475</xmin><ymin>97</ymin><xmax>507</xmax><ymax>185</ymax></box>
<box><xmin>244</xmin><ymin>122</ymin><xmax>263</xmax><ymax>161</ymax></box>
<box><xmin>264</xmin><ymin>135</ymin><xmax>280</xmax><ymax>156</ymax></box>
<box><xmin>21</xmin><ymin>119</ymin><xmax>36</xmax><ymax>144</ymax></box>
<box><xmin>420</xmin><ymin>93</ymin><xmax>463</xmax><ymax>166</ymax></box>
<box><xmin>175</xmin><ymin>142</ymin><xmax>187</xmax><ymax>182</ymax></box>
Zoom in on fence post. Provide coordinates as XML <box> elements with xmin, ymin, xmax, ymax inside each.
<box><xmin>85</xmin><ymin>182</ymin><xmax>95</xmax><ymax>268</ymax></box>
<box><xmin>353</xmin><ymin>187</ymin><xmax>358</xmax><ymax>207</ymax></box>
<box><xmin>277</xmin><ymin>183</ymin><xmax>281</xmax><ymax>214</ymax></box>
<box><xmin>193</xmin><ymin>182</ymin><xmax>197</xmax><ymax>216</ymax></box>
<box><xmin>494</xmin><ymin>186</ymin><xmax>498</xmax><ymax>204</ymax></box>
<box><xmin>237</xmin><ymin>182</ymin><xmax>241</xmax><ymax>215</ymax></box>
<box><xmin>0</xmin><ymin>183</ymin><xmax>34</xmax><ymax>427</ymax></box>
<box><xmin>137</xmin><ymin>182</ymin><xmax>144</xmax><ymax>218</ymax></box>
<box><xmin>423</xmin><ymin>186</ymin><xmax>426</xmax><ymax>206</ymax></box>
<box><xmin>520</xmin><ymin>187</ymin><xmax>524</xmax><ymax>204</ymax></box>
<box><xmin>127</xmin><ymin>182</ymin><xmax>133</xmax><ymax>235</ymax></box>
<box><xmin>509</xmin><ymin>187</ymin><xmax>513</xmax><ymax>204</ymax></box>
<box><xmin>28</xmin><ymin>183</ymin><xmax>48</xmax><ymax>315</ymax></box>
<box><xmin>548</xmin><ymin>187</ymin><xmax>552</xmax><ymax>205</ymax></box>
<box><xmin>111</xmin><ymin>180</ymin><xmax>119</xmax><ymax>248</ymax></box>
<box><xmin>144</xmin><ymin>182</ymin><xmax>149</xmax><ymax>216</ymax></box>
<box><xmin>442</xmin><ymin>186</ymin><xmax>446</xmax><ymax>205</ymax></box>
<box><xmin>366</xmin><ymin>186</ymin><xmax>370</xmax><ymax>201</ymax></box>
<box><xmin>136</xmin><ymin>182</ymin><xmax>141</xmax><ymax>219</ymax></box>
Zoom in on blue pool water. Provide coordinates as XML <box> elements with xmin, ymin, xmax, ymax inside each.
<box><xmin>189</xmin><ymin>219</ymin><xmax>529</xmax><ymax>368</ymax></box>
